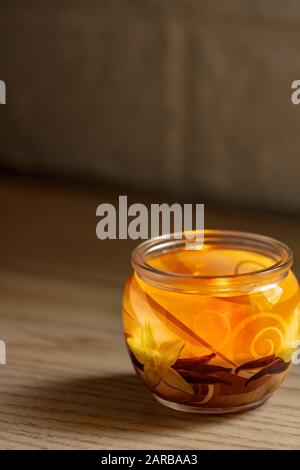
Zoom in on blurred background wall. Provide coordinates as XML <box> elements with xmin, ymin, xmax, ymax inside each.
<box><xmin>0</xmin><ymin>0</ymin><xmax>300</xmax><ymax>211</ymax></box>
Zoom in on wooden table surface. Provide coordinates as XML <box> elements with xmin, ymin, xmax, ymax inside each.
<box><xmin>0</xmin><ymin>174</ymin><xmax>299</xmax><ymax>450</ymax></box>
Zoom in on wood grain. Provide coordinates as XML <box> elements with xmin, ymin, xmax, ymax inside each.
<box><xmin>0</xmin><ymin>175</ymin><xmax>299</xmax><ymax>450</ymax></box>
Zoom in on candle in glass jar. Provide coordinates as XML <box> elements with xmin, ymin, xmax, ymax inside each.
<box><xmin>123</xmin><ymin>231</ymin><xmax>300</xmax><ymax>413</ymax></box>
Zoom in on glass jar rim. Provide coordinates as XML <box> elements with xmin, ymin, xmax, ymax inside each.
<box><xmin>131</xmin><ymin>229</ymin><xmax>293</xmax><ymax>294</ymax></box>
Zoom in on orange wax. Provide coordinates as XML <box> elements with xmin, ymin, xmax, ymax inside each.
<box><xmin>123</xmin><ymin>241</ymin><xmax>300</xmax><ymax>412</ymax></box>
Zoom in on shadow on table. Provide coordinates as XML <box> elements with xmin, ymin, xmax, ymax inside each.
<box><xmin>11</xmin><ymin>372</ymin><xmax>234</xmax><ymax>440</ymax></box>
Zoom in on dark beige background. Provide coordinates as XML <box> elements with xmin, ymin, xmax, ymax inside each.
<box><xmin>0</xmin><ymin>0</ymin><xmax>300</xmax><ymax>210</ymax></box>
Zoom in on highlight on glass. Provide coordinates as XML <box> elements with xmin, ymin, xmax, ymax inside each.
<box><xmin>122</xmin><ymin>230</ymin><xmax>300</xmax><ymax>413</ymax></box>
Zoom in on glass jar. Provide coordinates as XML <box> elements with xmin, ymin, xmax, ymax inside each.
<box><xmin>122</xmin><ymin>230</ymin><xmax>300</xmax><ymax>413</ymax></box>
